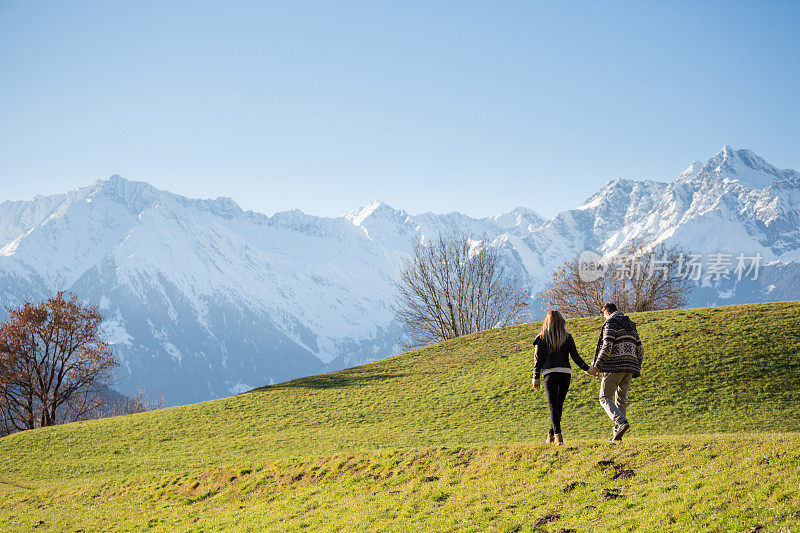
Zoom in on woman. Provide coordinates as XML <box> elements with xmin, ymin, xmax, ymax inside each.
<box><xmin>532</xmin><ymin>310</ymin><xmax>591</xmax><ymax>445</ymax></box>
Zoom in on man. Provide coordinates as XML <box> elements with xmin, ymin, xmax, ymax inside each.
<box><xmin>589</xmin><ymin>303</ymin><xmax>644</xmax><ymax>442</ymax></box>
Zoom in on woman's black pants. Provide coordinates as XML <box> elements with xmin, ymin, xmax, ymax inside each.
<box><xmin>543</xmin><ymin>372</ymin><xmax>571</xmax><ymax>435</ymax></box>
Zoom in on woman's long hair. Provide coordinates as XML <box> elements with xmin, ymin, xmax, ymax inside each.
<box><xmin>540</xmin><ymin>310</ymin><xmax>568</xmax><ymax>351</ymax></box>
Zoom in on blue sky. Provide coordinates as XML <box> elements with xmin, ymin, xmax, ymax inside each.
<box><xmin>1</xmin><ymin>1</ymin><xmax>799</xmax><ymax>218</ymax></box>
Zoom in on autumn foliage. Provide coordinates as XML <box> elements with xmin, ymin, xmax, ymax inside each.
<box><xmin>0</xmin><ymin>292</ymin><xmax>118</xmax><ymax>435</ymax></box>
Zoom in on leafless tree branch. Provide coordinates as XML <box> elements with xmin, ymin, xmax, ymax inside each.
<box><xmin>394</xmin><ymin>232</ymin><xmax>530</xmax><ymax>348</ymax></box>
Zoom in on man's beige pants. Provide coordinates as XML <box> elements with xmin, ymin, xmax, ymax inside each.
<box><xmin>599</xmin><ymin>371</ymin><xmax>632</xmax><ymax>426</ymax></box>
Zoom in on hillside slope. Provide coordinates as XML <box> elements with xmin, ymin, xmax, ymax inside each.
<box><xmin>1</xmin><ymin>302</ymin><xmax>799</xmax><ymax>531</ymax></box>
<box><xmin>2</xmin><ymin>435</ymin><xmax>799</xmax><ymax>532</ymax></box>
<box><xmin>2</xmin><ymin>302</ymin><xmax>800</xmax><ymax>480</ymax></box>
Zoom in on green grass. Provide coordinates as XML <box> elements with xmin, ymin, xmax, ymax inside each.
<box><xmin>1</xmin><ymin>301</ymin><xmax>799</xmax><ymax>531</ymax></box>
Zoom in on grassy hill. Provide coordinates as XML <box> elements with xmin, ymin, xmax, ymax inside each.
<box><xmin>1</xmin><ymin>302</ymin><xmax>799</xmax><ymax>531</ymax></box>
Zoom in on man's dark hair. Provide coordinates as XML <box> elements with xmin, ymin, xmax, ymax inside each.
<box><xmin>603</xmin><ymin>303</ymin><xmax>618</xmax><ymax>314</ymax></box>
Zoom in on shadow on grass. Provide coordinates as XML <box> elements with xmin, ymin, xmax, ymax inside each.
<box><xmin>257</xmin><ymin>371</ymin><xmax>407</xmax><ymax>390</ymax></box>
<box><xmin>0</xmin><ymin>479</ymin><xmax>33</xmax><ymax>490</ymax></box>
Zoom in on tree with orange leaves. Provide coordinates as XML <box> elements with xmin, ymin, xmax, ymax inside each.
<box><xmin>0</xmin><ymin>292</ymin><xmax>118</xmax><ymax>435</ymax></box>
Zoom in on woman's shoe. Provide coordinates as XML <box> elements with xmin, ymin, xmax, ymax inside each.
<box><xmin>546</xmin><ymin>432</ymin><xmax>554</xmax><ymax>444</ymax></box>
<box><xmin>554</xmin><ymin>433</ymin><xmax>564</xmax><ymax>446</ymax></box>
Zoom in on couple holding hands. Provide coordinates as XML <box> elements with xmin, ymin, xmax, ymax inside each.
<box><xmin>532</xmin><ymin>303</ymin><xmax>644</xmax><ymax>445</ymax></box>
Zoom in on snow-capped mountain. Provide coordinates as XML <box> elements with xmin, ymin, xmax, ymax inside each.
<box><xmin>1</xmin><ymin>146</ymin><xmax>798</xmax><ymax>404</ymax></box>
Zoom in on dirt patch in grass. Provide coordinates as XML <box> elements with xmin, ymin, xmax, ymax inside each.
<box><xmin>533</xmin><ymin>513</ymin><xmax>560</xmax><ymax>527</ymax></box>
<box><xmin>601</xmin><ymin>488</ymin><xmax>622</xmax><ymax>501</ymax></box>
<box><xmin>562</xmin><ymin>481</ymin><xmax>586</xmax><ymax>493</ymax></box>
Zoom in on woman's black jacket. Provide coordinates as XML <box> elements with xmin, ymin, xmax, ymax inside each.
<box><xmin>533</xmin><ymin>333</ymin><xmax>589</xmax><ymax>380</ymax></box>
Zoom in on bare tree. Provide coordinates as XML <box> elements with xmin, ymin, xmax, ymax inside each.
<box><xmin>394</xmin><ymin>232</ymin><xmax>530</xmax><ymax>348</ymax></box>
<box><xmin>0</xmin><ymin>292</ymin><xmax>118</xmax><ymax>435</ymax></box>
<box><xmin>540</xmin><ymin>238</ymin><xmax>692</xmax><ymax>318</ymax></box>
<box><xmin>97</xmin><ymin>386</ymin><xmax>165</xmax><ymax>418</ymax></box>
<box><xmin>71</xmin><ymin>385</ymin><xmax>165</xmax><ymax>423</ymax></box>
<box><xmin>539</xmin><ymin>259</ymin><xmax>612</xmax><ymax>319</ymax></box>
<box><xmin>614</xmin><ymin>239</ymin><xmax>693</xmax><ymax>312</ymax></box>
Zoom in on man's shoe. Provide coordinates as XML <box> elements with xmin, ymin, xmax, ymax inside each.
<box><xmin>613</xmin><ymin>422</ymin><xmax>630</xmax><ymax>441</ymax></box>
<box><xmin>554</xmin><ymin>433</ymin><xmax>564</xmax><ymax>446</ymax></box>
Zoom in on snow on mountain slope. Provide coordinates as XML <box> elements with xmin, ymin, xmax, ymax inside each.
<box><xmin>0</xmin><ymin>146</ymin><xmax>798</xmax><ymax>404</ymax></box>
<box><xmin>677</xmin><ymin>145</ymin><xmax>800</xmax><ymax>189</ymax></box>
<box><xmin>0</xmin><ymin>178</ymin><xmax>542</xmax><ymax>404</ymax></box>
<box><xmin>538</xmin><ymin>146</ymin><xmax>800</xmax><ymax>263</ymax></box>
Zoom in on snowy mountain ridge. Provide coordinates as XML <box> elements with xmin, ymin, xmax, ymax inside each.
<box><xmin>1</xmin><ymin>146</ymin><xmax>798</xmax><ymax>405</ymax></box>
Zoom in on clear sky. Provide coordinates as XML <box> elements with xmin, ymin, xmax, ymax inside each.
<box><xmin>1</xmin><ymin>1</ymin><xmax>799</xmax><ymax>219</ymax></box>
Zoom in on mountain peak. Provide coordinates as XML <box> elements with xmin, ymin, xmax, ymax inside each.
<box><xmin>94</xmin><ymin>174</ymin><xmax>155</xmax><ymax>192</ymax></box>
<box><xmin>491</xmin><ymin>206</ymin><xmax>545</xmax><ymax>229</ymax></box>
<box><xmin>677</xmin><ymin>146</ymin><xmax>799</xmax><ymax>188</ymax></box>
<box><xmin>678</xmin><ymin>160</ymin><xmax>704</xmax><ymax>181</ymax></box>
<box><xmin>508</xmin><ymin>206</ymin><xmax>541</xmax><ymax>217</ymax></box>
<box><xmin>344</xmin><ymin>201</ymin><xmax>402</xmax><ymax>226</ymax></box>
<box><xmin>89</xmin><ymin>174</ymin><xmax>162</xmax><ymax>214</ymax></box>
